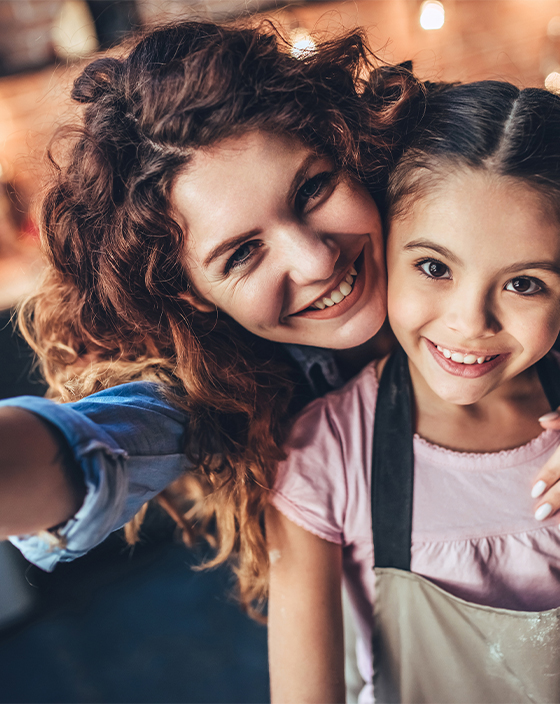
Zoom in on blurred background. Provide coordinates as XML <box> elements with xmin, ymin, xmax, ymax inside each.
<box><xmin>0</xmin><ymin>0</ymin><xmax>559</xmax><ymax>702</ymax></box>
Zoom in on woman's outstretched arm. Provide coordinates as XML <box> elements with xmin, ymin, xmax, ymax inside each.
<box><xmin>266</xmin><ymin>505</ymin><xmax>345</xmax><ymax>704</ymax></box>
<box><xmin>0</xmin><ymin>407</ymin><xmax>85</xmax><ymax>538</ymax></box>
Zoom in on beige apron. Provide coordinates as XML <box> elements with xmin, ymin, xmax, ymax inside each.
<box><xmin>370</xmin><ymin>348</ymin><xmax>560</xmax><ymax>704</ymax></box>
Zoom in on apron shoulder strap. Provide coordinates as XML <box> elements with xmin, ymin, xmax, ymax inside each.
<box><xmin>536</xmin><ymin>353</ymin><xmax>560</xmax><ymax>411</ymax></box>
<box><xmin>371</xmin><ymin>346</ymin><xmax>415</xmax><ymax>571</ymax></box>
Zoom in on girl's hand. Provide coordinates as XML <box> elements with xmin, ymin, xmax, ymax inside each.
<box><xmin>532</xmin><ymin>410</ymin><xmax>560</xmax><ymax>520</ymax></box>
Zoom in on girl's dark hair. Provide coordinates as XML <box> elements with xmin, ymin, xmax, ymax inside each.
<box><xmin>388</xmin><ymin>80</ymin><xmax>560</xmax><ymax>221</ymax></box>
<box><xmin>20</xmin><ymin>19</ymin><xmax>422</xmax><ymax>615</ymax></box>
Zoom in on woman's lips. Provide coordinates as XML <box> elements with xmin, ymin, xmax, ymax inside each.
<box><xmin>425</xmin><ymin>339</ymin><xmax>509</xmax><ymax>378</ymax></box>
<box><xmin>291</xmin><ymin>252</ymin><xmax>366</xmax><ymax>320</ymax></box>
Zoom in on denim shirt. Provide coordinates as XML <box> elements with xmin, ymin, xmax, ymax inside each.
<box><xmin>0</xmin><ymin>345</ymin><xmax>343</xmax><ymax>570</ymax></box>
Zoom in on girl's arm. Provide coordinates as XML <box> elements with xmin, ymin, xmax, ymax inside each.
<box><xmin>0</xmin><ymin>407</ymin><xmax>84</xmax><ymax>538</ymax></box>
<box><xmin>266</xmin><ymin>505</ymin><xmax>345</xmax><ymax>704</ymax></box>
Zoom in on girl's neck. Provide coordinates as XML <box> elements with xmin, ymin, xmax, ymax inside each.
<box><xmin>409</xmin><ymin>360</ymin><xmax>552</xmax><ymax>453</ymax></box>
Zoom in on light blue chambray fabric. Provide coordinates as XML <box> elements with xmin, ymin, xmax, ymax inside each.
<box><xmin>1</xmin><ymin>346</ymin><xmax>340</xmax><ymax>570</ymax></box>
<box><xmin>0</xmin><ymin>382</ymin><xmax>190</xmax><ymax>570</ymax></box>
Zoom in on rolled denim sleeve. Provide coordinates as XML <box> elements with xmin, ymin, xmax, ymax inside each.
<box><xmin>0</xmin><ymin>382</ymin><xmax>190</xmax><ymax>571</ymax></box>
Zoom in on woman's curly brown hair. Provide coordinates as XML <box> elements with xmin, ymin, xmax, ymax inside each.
<box><xmin>19</xmin><ymin>19</ymin><xmax>423</xmax><ymax>616</ymax></box>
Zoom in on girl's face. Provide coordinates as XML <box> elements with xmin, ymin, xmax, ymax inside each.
<box><xmin>387</xmin><ymin>168</ymin><xmax>560</xmax><ymax>406</ymax></box>
<box><xmin>171</xmin><ymin>131</ymin><xmax>386</xmax><ymax>349</ymax></box>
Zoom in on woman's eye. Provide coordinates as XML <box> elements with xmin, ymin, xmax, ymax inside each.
<box><xmin>505</xmin><ymin>277</ymin><xmax>542</xmax><ymax>295</ymax></box>
<box><xmin>296</xmin><ymin>172</ymin><xmax>334</xmax><ymax>212</ymax></box>
<box><xmin>225</xmin><ymin>241</ymin><xmax>259</xmax><ymax>273</ymax></box>
<box><xmin>418</xmin><ymin>259</ymin><xmax>451</xmax><ymax>279</ymax></box>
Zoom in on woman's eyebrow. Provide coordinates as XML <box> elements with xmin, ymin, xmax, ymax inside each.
<box><xmin>202</xmin><ymin>152</ymin><xmax>320</xmax><ymax>268</ymax></box>
<box><xmin>403</xmin><ymin>239</ymin><xmax>461</xmax><ymax>264</ymax></box>
<box><xmin>203</xmin><ymin>230</ymin><xmax>260</xmax><ymax>268</ymax></box>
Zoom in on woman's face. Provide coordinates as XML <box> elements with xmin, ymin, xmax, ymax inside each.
<box><xmin>171</xmin><ymin>131</ymin><xmax>386</xmax><ymax>349</ymax></box>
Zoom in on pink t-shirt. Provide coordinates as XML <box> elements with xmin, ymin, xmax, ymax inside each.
<box><xmin>272</xmin><ymin>362</ymin><xmax>560</xmax><ymax>697</ymax></box>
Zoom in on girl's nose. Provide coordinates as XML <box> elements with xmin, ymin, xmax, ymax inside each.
<box><xmin>444</xmin><ymin>289</ymin><xmax>502</xmax><ymax>340</ymax></box>
<box><xmin>279</xmin><ymin>224</ymin><xmax>340</xmax><ymax>285</ymax></box>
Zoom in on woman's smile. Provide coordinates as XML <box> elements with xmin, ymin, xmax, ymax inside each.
<box><xmin>172</xmin><ymin>130</ymin><xmax>387</xmax><ymax>349</ymax></box>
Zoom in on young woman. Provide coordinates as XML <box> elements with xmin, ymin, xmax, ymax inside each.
<box><xmin>268</xmin><ymin>80</ymin><xmax>560</xmax><ymax>703</ymax></box>
<box><xmin>0</xmin><ymin>20</ymin><xmax>417</xmax><ymax>610</ymax></box>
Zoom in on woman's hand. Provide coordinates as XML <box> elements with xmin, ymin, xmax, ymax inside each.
<box><xmin>0</xmin><ymin>407</ymin><xmax>84</xmax><ymax>539</ymax></box>
<box><xmin>532</xmin><ymin>410</ymin><xmax>560</xmax><ymax>521</ymax></box>
<box><xmin>266</xmin><ymin>505</ymin><xmax>345</xmax><ymax>704</ymax></box>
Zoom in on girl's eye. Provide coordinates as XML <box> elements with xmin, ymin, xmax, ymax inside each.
<box><xmin>225</xmin><ymin>241</ymin><xmax>260</xmax><ymax>273</ymax></box>
<box><xmin>418</xmin><ymin>259</ymin><xmax>451</xmax><ymax>279</ymax></box>
<box><xmin>505</xmin><ymin>277</ymin><xmax>542</xmax><ymax>295</ymax></box>
<box><xmin>296</xmin><ymin>172</ymin><xmax>335</xmax><ymax>213</ymax></box>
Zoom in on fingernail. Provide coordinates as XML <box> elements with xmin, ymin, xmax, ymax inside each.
<box><xmin>532</xmin><ymin>480</ymin><xmax>547</xmax><ymax>498</ymax></box>
<box><xmin>539</xmin><ymin>411</ymin><xmax>560</xmax><ymax>422</ymax></box>
<box><xmin>535</xmin><ymin>503</ymin><xmax>553</xmax><ymax>521</ymax></box>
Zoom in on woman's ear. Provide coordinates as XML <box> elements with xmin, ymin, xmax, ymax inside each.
<box><xmin>178</xmin><ymin>290</ymin><xmax>216</xmax><ymax>313</ymax></box>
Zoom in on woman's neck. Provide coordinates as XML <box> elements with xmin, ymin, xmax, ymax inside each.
<box><xmin>333</xmin><ymin>320</ymin><xmax>395</xmax><ymax>381</ymax></box>
<box><xmin>409</xmin><ymin>361</ymin><xmax>553</xmax><ymax>453</ymax></box>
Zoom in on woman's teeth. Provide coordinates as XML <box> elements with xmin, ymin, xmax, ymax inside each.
<box><xmin>436</xmin><ymin>345</ymin><xmax>498</xmax><ymax>365</ymax></box>
<box><xmin>312</xmin><ymin>268</ymin><xmax>357</xmax><ymax>310</ymax></box>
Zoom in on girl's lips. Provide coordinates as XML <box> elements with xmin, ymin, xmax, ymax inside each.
<box><xmin>291</xmin><ymin>251</ymin><xmax>366</xmax><ymax>320</ymax></box>
<box><xmin>425</xmin><ymin>339</ymin><xmax>509</xmax><ymax>378</ymax></box>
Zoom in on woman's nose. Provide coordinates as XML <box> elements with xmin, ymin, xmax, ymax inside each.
<box><xmin>444</xmin><ymin>288</ymin><xmax>502</xmax><ymax>339</ymax></box>
<box><xmin>279</xmin><ymin>225</ymin><xmax>340</xmax><ymax>285</ymax></box>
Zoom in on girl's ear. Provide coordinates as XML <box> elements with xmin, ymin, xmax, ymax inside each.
<box><xmin>178</xmin><ymin>290</ymin><xmax>216</xmax><ymax>313</ymax></box>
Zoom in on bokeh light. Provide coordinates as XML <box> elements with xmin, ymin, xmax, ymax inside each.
<box><xmin>290</xmin><ymin>30</ymin><xmax>317</xmax><ymax>59</ymax></box>
<box><xmin>420</xmin><ymin>1</ymin><xmax>445</xmax><ymax>30</ymax></box>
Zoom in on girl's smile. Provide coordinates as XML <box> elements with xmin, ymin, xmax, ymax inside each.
<box><xmin>425</xmin><ymin>339</ymin><xmax>509</xmax><ymax>378</ymax></box>
<box><xmin>172</xmin><ymin>131</ymin><xmax>386</xmax><ymax>349</ymax></box>
<box><xmin>387</xmin><ymin>168</ymin><xmax>560</xmax><ymax>408</ymax></box>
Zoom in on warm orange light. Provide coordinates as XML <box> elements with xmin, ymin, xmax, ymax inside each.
<box><xmin>290</xmin><ymin>30</ymin><xmax>317</xmax><ymax>59</ymax></box>
<box><xmin>548</xmin><ymin>16</ymin><xmax>560</xmax><ymax>38</ymax></box>
<box><xmin>420</xmin><ymin>1</ymin><xmax>445</xmax><ymax>30</ymax></box>
<box><xmin>545</xmin><ymin>71</ymin><xmax>560</xmax><ymax>93</ymax></box>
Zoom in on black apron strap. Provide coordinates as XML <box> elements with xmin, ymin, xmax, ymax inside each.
<box><xmin>536</xmin><ymin>353</ymin><xmax>560</xmax><ymax>411</ymax></box>
<box><xmin>371</xmin><ymin>346</ymin><xmax>414</xmax><ymax>571</ymax></box>
<box><xmin>371</xmin><ymin>350</ymin><xmax>560</xmax><ymax>572</ymax></box>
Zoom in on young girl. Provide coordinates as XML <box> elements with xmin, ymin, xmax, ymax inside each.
<box><xmin>268</xmin><ymin>80</ymin><xmax>560</xmax><ymax>703</ymax></box>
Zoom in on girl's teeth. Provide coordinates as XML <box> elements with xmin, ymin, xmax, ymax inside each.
<box><xmin>350</xmin><ymin>266</ymin><xmax>357</xmax><ymax>276</ymax></box>
<box><xmin>339</xmin><ymin>282</ymin><xmax>352</xmax><ymax>296</ymax></box>
<box><xmin>323</xmin><ymin>297</ymin><xmax>334</xmax><ymax>307</ymax></box>
<box><xmin>330</xmin><ymin>290</ymin><xmax>344</xmax><ymax>304</ymax></box>
<box><xmin>314</xmin><ymin>299</ymin><xmax>326</xmax><ymax>310</ymax></box>
<box><xmin>345</xmin><ymin>274</ymin><xmax>353</xmax><ymax>285</ymax></box>
<box><xmin>435</xmin><ymin>344</ymin><xmax>498</xmax><ymax>365</ymax></box>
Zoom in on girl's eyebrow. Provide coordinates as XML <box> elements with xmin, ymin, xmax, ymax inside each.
<box><xmin>404</xmin><ymin>240</ymin><xmax>560</xmax><ymax>276</ymax></box>
<box><xmin>202</xmin><ymin>153</ymin><xmax>319</xmax><ymax>269</ymax></box>
<box><xmin>404</xmin><ymin>239</ymin><xmax>461</xmax><ymax>264</ymax></box>
<box><xmin>502</xmin><ymin>261</ymin><xmax>560</xmax><ymax>276</ymax></box>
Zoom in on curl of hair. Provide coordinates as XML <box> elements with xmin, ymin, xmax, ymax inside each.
<box><xmin>20</xmin><ymin>19</ymin><xmax>424</xmax><ymax>616</ymax></box>
<box><xmin>387</xmin><ymin>80</ymin><xmax>560</xmax><ymax>223</ymax></box>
